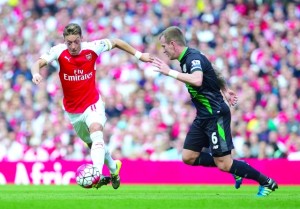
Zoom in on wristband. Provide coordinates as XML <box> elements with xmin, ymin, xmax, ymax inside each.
<box><xmin>168</xmin><ymin>70</ymin><xmax>179</xmax><ymax>79</ymax></box>
<box><xmin>134</xmin><ymin>51</ymin><xmax>142</xmax><ymax>59</ymax></box>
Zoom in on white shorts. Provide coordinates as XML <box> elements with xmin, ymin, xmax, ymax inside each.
<box><xmin>65</xmin><ymin>97</ymin><xmax>107</xmax><ymax>144</ymax></box>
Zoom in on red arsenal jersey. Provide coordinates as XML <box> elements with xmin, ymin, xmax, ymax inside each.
<box><xmin>40</xmin><ymin>39</ymin><xmax>112</xmax><ymax>113</ymax></box>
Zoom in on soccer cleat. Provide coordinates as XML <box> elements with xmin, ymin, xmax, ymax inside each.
<box><xmin>233</xmin><ymin>174</ymin><xmax>243</xmax><ymax>189</ymax></box>
<box><xmin>257</xmin><ymin>178</ymin><xmax>278</xmax><ymax>197</ymax></box>
<box><xmin>93</xmin><ymin>175</ymin><xmax>111</xmax><ymax>189</ymax></box>
<box><xmin>111</xmin><ymin>160</ymin><xmax>122</xmax><ymax>189</ymax></box>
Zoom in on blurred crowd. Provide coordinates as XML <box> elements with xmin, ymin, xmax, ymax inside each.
<box><xmin>0</xmin><ymin>0</ymin><xmax>300</xmax><ymax>162</ymax></box>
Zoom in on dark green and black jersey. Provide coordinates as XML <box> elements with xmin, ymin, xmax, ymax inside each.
<box><xmin>179</xmin><ymin>47</ymin><xmax>225</xmax><ymax>119</ymax></box>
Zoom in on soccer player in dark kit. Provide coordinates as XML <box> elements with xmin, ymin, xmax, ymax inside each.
<box><xmin>151</xmin><ymin>26</ymin><xmax>278</xmax><ymax>197</ymax></box>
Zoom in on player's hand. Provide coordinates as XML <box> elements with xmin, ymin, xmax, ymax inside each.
<box><xmin>32</xmin><ymin>73</ymin><xmax>43</xmax><ymax>85</ymax></box>
<box><xmin>140</xmin><ymin>53</ymin><xmax>154</xmax><ymax>62</ymax></box>
<box><xmin>151</xmin><ymin>57</ymin><xmax>170</xmax><ymax>75</ymax></box>
<box><xmin>223</xmin><ymin>88</ymin><xmax>238</xmax><ymax>106</ymax></box>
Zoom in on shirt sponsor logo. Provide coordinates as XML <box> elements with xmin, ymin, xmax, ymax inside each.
<box><xmin>63</xmin><ymin>69</ymin><xmax>93</xmax><ymax>81</ymax></box>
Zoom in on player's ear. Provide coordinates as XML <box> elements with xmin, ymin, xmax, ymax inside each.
<box><xmin>170</xmin><ymin>40</ymin><xmax>178</xmax><ymax>50</ymax></box>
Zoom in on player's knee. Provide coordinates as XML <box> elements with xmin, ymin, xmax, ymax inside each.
<box><xmin>214</xmin><ymin>159</ymin><xmax>232</xmax><ymax>172</ymax></box>
<box><xmin>182</xmin><ymin>155</ymin><xmax>195</xmax><ymax>165</ymax></box>
<box><xmin>182</xmin><ymin>149</ymin><xmax>199</xmax><ymax>165</ymax></box>
<box><xmin>89</xmin><ymin>123</ymin><xmax>103</xmax><ymax>133</ymax></box>
<box><xmin>217</xmin><ymin>164</ymin><xmax>229</xmax><ymax>172</ymax></box>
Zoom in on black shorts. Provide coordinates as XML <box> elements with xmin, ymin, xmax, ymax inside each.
<box><xmin>183</xmin><ymin>110</ymin><xmax>234</xmax><ymax>157</ymax></box>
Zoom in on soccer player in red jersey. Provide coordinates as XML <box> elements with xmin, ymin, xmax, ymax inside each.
<box><xmin>31</xmin><ymin>23</ymin><xmax>153</xmax><ymax>189</ymax></box>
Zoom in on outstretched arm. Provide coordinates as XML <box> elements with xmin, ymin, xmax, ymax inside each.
<box><xmin>151</xmin><ymin>57</ymin><xmax>203</xmax><ymax>87</ymax></box>
<box><xmin>151</xmin><ymin>57</ymin><xmax>237</xmax><ymax>106</ymax></box>
<box><xmin>110</xmin><ymin>38</ymin><xmax>153</xmax><ymax>62</ymax></box>
<box><xmin>31</xmin><ymin>58</ymin><xmax>47</xmax><ymax>85</ymax></box>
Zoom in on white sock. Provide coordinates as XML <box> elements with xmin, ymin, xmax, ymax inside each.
<box><xmin>90</xmin><ymin>131</ymin><xmax>105</xmax><ymax>175</ymax></box>
<box><xmin>104</xmin><ymin>147</ymin><xmax>117</xmax><ymax>174</ymax></box>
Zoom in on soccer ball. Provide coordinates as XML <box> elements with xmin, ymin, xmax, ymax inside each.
<box><xmin>76</xmin><ymin>164</ymin><xmax>100</xmax><ymax>188</ymax></box>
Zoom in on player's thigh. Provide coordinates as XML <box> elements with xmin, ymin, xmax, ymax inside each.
<box><xmin>208</xmin><ymin>113</ymin><xmax>234</xmax><ymax>157</ymax></box>
<box><xmin>183</xmin><ymin>118</ymin><xmax>209</xmax><ymax>153</ymax></box>
<box><xmin>85</xmin><ymin>99</ymin><xmax>107</xmax><ymax>128</ymax></box>
<box><xmin>69</xmin><ymin>114</ymin><xmax>92</xmax><ymax>144</ymax></box>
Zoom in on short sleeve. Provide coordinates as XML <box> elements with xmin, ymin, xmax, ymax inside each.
<box><xmin>88</xmin><ymin>39</ymin><xmax>112</xmax><ymax>55</ymax></box>
<box><xmin>186</xmin><ymin>55</ymin><xmax>203</xmax><ymax>74</ymax></box>
<box><xmin>40</xmin><ymin>44</ymin><xmax>65</xmax><ymax>64</ymax></box>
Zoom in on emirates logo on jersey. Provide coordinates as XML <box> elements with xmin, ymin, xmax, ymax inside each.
<box><xmin>86</xmin><ymin>53</ymin><xmax>92</xmax><ymax>61</ymax></box>
<box><xmin>63</xmin><ymin>69</ymin><xmax>93</xmax><ymax>81</ymax></box>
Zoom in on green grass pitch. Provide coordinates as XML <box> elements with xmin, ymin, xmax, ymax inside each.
<box><xmin>1</xmin><ymin>185</ymin><xmax>299</xmax><ymax>209</ymax></box>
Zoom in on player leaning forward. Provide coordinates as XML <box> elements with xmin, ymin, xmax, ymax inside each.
<box><xmin>151</xmin><ymin>26</ymin><xmax>278</xmax><ymax>197</ymax></box>
<box><xmin>31</xmin><ymin>23</ymin><xmax>152</xmax><ymax>189</ymax></box>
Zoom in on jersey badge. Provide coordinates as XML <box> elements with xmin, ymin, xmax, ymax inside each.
<box><xmin>191</xmin><ymin>60</ymin><xmax>201</xmax><ymax>67</ymax></box>
<box><xmin>86</xmin><ymin>53</ymin><xmax>92</xmax><ymax>61</ymax></box>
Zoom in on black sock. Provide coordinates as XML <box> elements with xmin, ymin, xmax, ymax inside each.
<box><xmin>258</xmin><ymin>175</ymin><xmax>270</xmax><ymax>186</ymax></box>
<box><xmin>193</xmin><ymin>152</ymin><xmax>216</xmax><ymax>167</ymax></box>
<box><xmin>229</xmin><ymin>160</ymin><xmax>268</xmax><ymax>185</ymax></box>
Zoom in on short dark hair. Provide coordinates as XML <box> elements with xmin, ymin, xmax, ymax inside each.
<box><xmin>63</xmin><ymin>23</ymin><xmax>82</xmax><ymax>37</ymax></box>
<box><xmin>159</xmin><ymin>26</ymin><xmax>187</xmax><ymax>46</ymax></box>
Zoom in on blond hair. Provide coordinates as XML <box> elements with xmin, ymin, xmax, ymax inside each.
<box><xmin>159</xmin><ymin>26</ymin><xmax>187</xmax><ymax>46</ymax></box>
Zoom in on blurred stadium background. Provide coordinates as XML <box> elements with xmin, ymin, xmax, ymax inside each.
<box><xmin>0</xmin><ymin>0</ymin><xmax>300</xmax><ymax>185</ymax></box>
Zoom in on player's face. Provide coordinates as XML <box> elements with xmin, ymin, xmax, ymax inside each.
<box><xmin>64</xmin><ymin>35</ymin><xmax>82</xmax><ymax>56</ymax></box>
<box><xmin>160</xmin><ymin>36</ymin><xmax>177</xmax><ymax>60</ymax></box>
